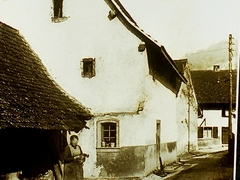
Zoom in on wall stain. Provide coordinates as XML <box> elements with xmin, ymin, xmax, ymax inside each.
<box><xmin>96</xmin><ymin>146</ymin><xmax>145</xmax><ymax>177</ymax></box>
<box><xmin>167</xmin><ymin>142</ymin><xmax>176</xmax><ymax>153</ymax></box>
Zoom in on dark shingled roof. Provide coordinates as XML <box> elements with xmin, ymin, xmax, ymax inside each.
<box><xmin>0</xmin><ymin>22</ymin><xmax>92</xmax><ymax>131</ymax></box>
<box><xmin>191</xmin><ymin>70</ymin><xmax>237</xmax><ymax>106</ymax></box>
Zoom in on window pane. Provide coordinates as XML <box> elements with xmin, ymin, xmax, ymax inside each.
<box><xmin>110</xmin><ymin>131</ymin><xmax>116</xmax><ymax>137</ymax></box>
<box><xmin>103</xmin><ymin>131</ymin><xmax>109</xmax><ymax>138</ymax></box>
<box><xmin>203</xmin><ymin>127</ymin><xmax>212</xmax><ymax>138</ymax></box>
<box><xmin>101</xmin><ymin>122</ymin><xmax>117</xmax><ymax>147</ymax></box>
<box><xmin>109</xmin><ymin>123</ymin><xmax>116</xmax><ymax>130</ymax></box>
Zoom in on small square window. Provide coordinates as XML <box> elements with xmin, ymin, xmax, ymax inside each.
<box><xmin>81</xmin><ymin>58</ymin><xmax>96</xmax><ymax>78</ymax></box>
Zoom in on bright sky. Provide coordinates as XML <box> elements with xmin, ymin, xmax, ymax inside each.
<box><xmin>120</xmin><ymin>0</ymin><xmax>240</xmax><ymax>59</ymax></box>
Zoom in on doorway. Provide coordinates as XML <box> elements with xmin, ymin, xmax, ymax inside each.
<box><xmin>222</xmin><ymin>127</ymin><xmax>228</xmax><ymax>144</ymax></box>
<box><xmin>156</xmin><ymin>120</ymin><xmax>161</xmax><ymax>156</ymax></box>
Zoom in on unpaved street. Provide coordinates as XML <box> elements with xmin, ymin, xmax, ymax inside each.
<box><xmin>165</xmin><ymin>151</ymin><xmax>233</xmax><ymax>180</ymax></box>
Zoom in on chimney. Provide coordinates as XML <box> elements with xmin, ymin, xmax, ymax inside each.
<box><xmin>213</xmin><ymin>65</ymin><xmax>220</xmax><ymax>72</ymax></box>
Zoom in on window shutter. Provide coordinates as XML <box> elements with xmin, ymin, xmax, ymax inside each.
<box><xmin>213</xmin><ymin>127</ymin><xmax>218</xmax><ymax>138</ymax></box>
<box><xmin>198</xmin><ymin>127</ymin><xmax>203</xmax><ymax>138</ymax></box>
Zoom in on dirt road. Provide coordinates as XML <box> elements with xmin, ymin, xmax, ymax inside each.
<box><xmin>165</xmin><ymin>151</ymin><xmax>233</xmax><ymax>180</ymax></box>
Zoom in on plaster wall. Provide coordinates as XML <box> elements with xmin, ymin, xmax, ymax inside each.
<box><xmin>176</xmin><ymin>92</ymin><xmax>198</xmax><ymax>155</ymax></box>
<box><xmin>198</xmin><ymin>109</ymin><xmax>237</xmax><ymax>148</ymax></box>
<box><xmin>176</xmin><ymin>68</ymin><xmax>198</xmax><ymax>155</ymax></box>
<box><xmin>176</xmin><ymin>85</ymin><xmax>188</xmax><ymax>155</ymax></box>
<box><xmin>75</xmin><ymin>73</ymin><xmax>180</xmax><ymax>178</ymax></box>
<box><xmin>144</xmin><ymin>76</ymin><xmax>178</xmax><ymax>144</ymax></box>
<box><xmin>0</xmin><ymin>0</ymin><xmax>148</xmax><ymax>113</ymax></box>
<box><xmin>199</xmin><ymin>110</ymin><xmax>227</xmax><ymax>127</ymax></box>
<box><xmin>199</xmin><ymin>109</ymin><xmax>237</xmax><ymax>134</ymax></box>
<box><xmin>143</xmin><ymin>76</ymin><xmax>178</xmax><ymax>164</ymax></box>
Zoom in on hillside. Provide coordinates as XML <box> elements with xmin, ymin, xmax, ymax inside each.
<box><xmin>187</xmin><ymin>40</ymin><xmax>238</xmax><ymax>70</ymax></box>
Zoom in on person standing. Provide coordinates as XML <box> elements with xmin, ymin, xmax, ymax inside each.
<box><xmin>63</xmin><ymin>135</ymin><xmax>88</xmax><ymax>180</ymax></box>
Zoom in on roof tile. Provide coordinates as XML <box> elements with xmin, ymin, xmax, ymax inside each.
<box><xmin>191</xmin><ymin>70</ymin><xmax>237</xmax><ymax>105</ymax></box>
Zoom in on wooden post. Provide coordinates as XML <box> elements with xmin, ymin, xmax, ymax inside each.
<box><xmin>228</xmin><ymin>34</ymin><xmax>233</xmax><ymax>157</ymax></box>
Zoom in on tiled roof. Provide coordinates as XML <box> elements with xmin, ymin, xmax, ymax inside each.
<box><xmin>191</xmin><ymin>70</ymin><xmax>237</xmax><ymax>105</ymax></box>
<box><xmin>0</xmin><ymin>22</ymin><xmax>92</xmax><ymax>131</ymax></box>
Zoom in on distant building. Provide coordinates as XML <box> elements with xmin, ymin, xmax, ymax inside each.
<box><xmin>191</xmin><ymin>67</ymin><xmax>237</xmax><ymax>148</ymax></box>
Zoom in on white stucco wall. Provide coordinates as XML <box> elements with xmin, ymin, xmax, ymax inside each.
<box><xmin>176</xmin><ymin>85</ymin><xmax>189</xmax><ymax>154</ymax></box>
<box><xmin>0</xmin><ymin>0</ymin><xmax>148</xmax><ymax>113</ymax></box>
<box><xmin>144</xmin><ymin>76</ymin><xmax>178</xmax><ymax>144</ymax></box>
<box><xmin>118</xmin><ymin>74</ymin><xmax>180</xmax><ymax>147</ymax></box>
<box><xmin>199</xmin><ymin>109</ymin><xmax>237</xmax><ymax>134</ymax></box>
<box><xmin>200</xmin><ymin>110</ymin><xmax>226</xmax><ymax>128</ymax></box>
<box><xmin>176</xmin><ymin>66</ymin><xmax>198</xmax><ymax>155</ymax></box>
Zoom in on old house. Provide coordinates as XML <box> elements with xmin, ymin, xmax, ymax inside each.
<box><xmin>191</xmin><ymin>67</ymin><xmax>237</xmax><ymax>148</ymax></box>
<box><xmin>174</xmin><ymin>59</ymin><xmax>199</xmax><ymax>156</ymax></box>
<box><xmin>0</xmin><ymin>21</ymin><xmax>92</xmax><ymax>179</ymax></box>
<box><xmin>0</xmin><ymin>0</ymin><xmax>199</xmax><ymax>179</ymax></box>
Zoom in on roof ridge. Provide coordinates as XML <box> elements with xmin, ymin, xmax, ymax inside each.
<box><xmin>0</xmin><ymin>21</ymin><xmax>19</xmax><ymax>33</ymax></box>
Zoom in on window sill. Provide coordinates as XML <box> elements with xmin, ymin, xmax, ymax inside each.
<box><xmin>51</xmin><ymin>16</ymin><xmax>69</xmax><ymax>23</ymax></box>
<box><xmin>96</xmin><ymin>147</ymin><xmax>120</xmax><ymax>153</ymax></box>
<box><xmin>82</xmin><ymin>75</ymin><xmax>95</xmax><ymax>79</ymax></box>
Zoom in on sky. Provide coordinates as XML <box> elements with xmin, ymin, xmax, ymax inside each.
<box><xmin>120</xmin><ymin>0</ymin><xmax>240</xmax><ymax>59</ymax></box>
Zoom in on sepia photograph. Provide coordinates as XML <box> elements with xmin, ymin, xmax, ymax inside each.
<box><xmin>0</xmin><ymin>0</ymin><xmax>239</xmax><ymax>179</ymax></box>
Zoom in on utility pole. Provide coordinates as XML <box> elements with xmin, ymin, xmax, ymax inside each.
<box><xmin>187</xmin><ymin>67</ymin><xmax>191</xmax><ymax>153</ymax></box>
<box><xmin>228</xmin><ymin>34</ymin><xmax>233</xmax><ymax>156</ymax></box>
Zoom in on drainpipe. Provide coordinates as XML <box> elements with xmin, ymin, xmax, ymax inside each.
<box><xmin>187</xmin><ymin>70</ymin><xmax>191</xmax><ymax>153</ymax></box>
<box><xmin>187</xmin><ymin>90</ymin><xmax>190</xmax><ymax>152</ymax></box>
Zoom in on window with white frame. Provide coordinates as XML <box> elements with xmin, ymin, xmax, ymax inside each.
<box><xmin>97</xmin><ymin>119</ymin><xmax>119</xmax><ymax>148</ymax></box>
<box><xmin>198</xmin><ymin>126</ymin><xmax>218</xmax><ymax>138</ymax></box>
